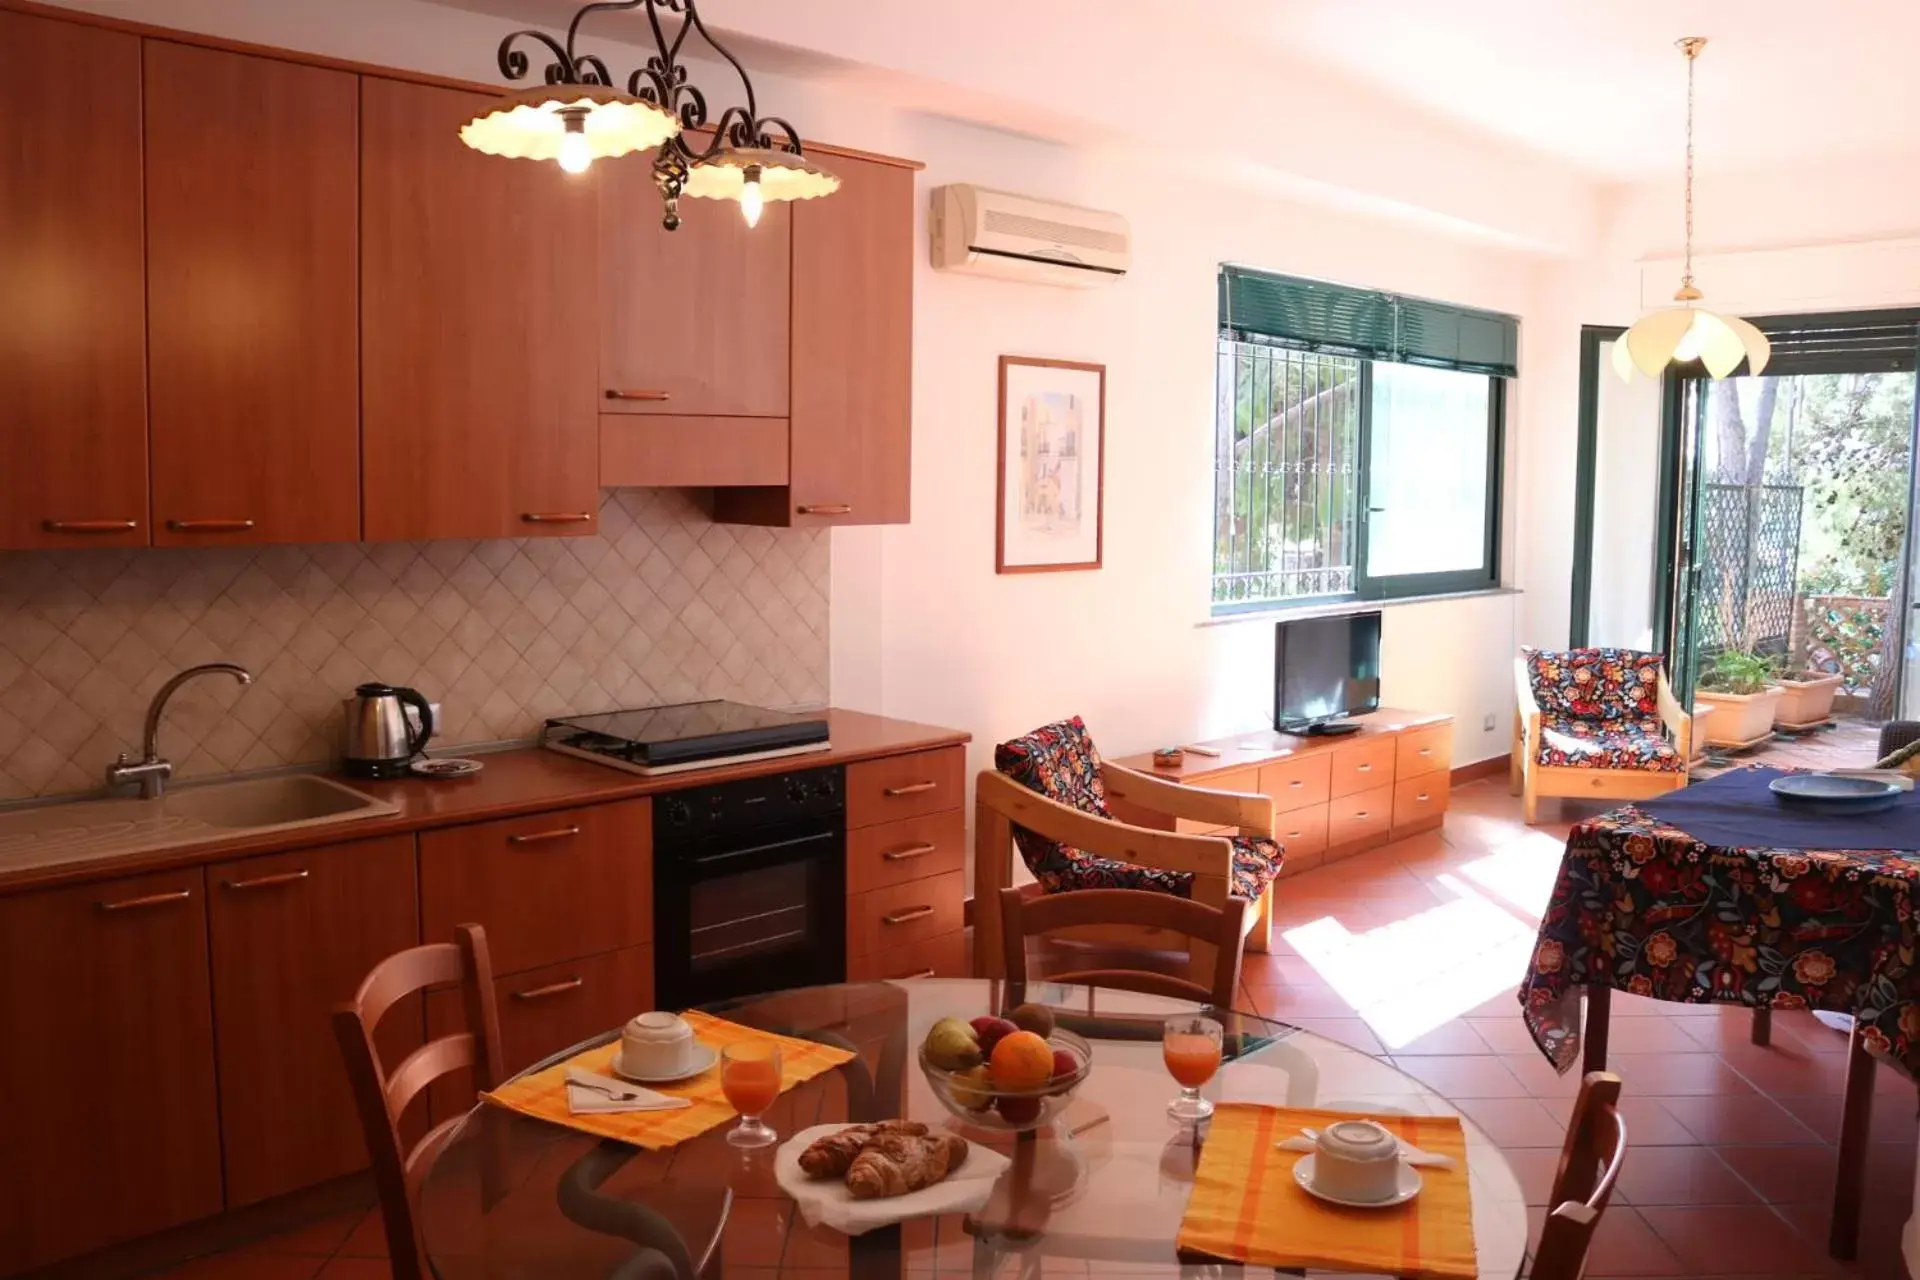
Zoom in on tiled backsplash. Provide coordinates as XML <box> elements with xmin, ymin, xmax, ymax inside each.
<box><xmin>0</xmin><ymin>489</ymin><xmax>828</xmax><ymax>800</ymax></box>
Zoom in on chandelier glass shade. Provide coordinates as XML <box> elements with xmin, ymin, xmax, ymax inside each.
<box><xmin>458</xmin><ymin>84</ymin><xmax>679</xmax><ymax>168</ymax></box>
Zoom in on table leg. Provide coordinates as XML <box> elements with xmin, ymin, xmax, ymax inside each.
<box><xmin>1751</xmin><ymin>1007</ymin><xmax>1772</xmax><ymax>1048</ymax></box>
<box><xmin>1829</xmin><ymin>1024</ymin><xmax>1877</xmax><ymax>1261</ymax></box>
<box><xmin>1582</xmin><ymin>984</ymin><xmax>1612</xmax><ymax>1074</ymax></box>
<box><xmin>850</xmin><ymin>1223</ymin><xmax>903</xmax><ymax>1280</ymax></box>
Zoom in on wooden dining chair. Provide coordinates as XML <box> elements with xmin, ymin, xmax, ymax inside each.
<box><xmin>998</xmin><ymin>886</ymin><xmax>1249</xmax><ymax>1008</ymax></box>
<box><xmin>1530</xmin><ymin>1071</ymin><xmax>1628</xmax><ymax>1280</ymax></box>
<box><xmin>333</xmin><ymin>923</ymin><xmax>502</xmax><ymax>1280</ymax></box>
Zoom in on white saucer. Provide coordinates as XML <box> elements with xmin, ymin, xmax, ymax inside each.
<box><xmin>1292</xmin><ymin>1154</ymin><xmax>1422</xmax><ymax>1209</ymax></box>
<box><xmin>609</xmin><ymin>1042</ymin><xmax>718</xmax><ymax>1084</ymax></box>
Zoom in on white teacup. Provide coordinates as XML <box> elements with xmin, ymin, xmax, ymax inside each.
<box><xmin>1309</xmin><ymin>1119</ymin><xmax>1402</xmax><ymax>1203</ymax></box>
<box><xmin>619</xmin><ymin>1011</ymin><xmax>694</xmax><ymax>1077</ymax></box>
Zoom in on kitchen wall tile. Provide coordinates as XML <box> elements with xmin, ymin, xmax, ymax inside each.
<box><xmin>0</xmin><ymin>489</ymin><xmax>828</xmax><ymax>800</ymax></box>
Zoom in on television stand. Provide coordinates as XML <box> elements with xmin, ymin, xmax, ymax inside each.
<box><xmin>1293</xmin><ymin>720</ymin><xmax>1363</xmax><ymax>737</ymax></box>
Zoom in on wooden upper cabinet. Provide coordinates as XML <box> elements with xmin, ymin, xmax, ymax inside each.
<box><xmin>0</xmin><ymin>869</ymin><xmax>221</xmax><ymax>1272</ymax></box>
<box><xmin>0</xmin><ymin>13</ymin><xmax>148</xmax><ymax>550</ymax></box>
<box><xmin>145</xmin><ymin>42</ymin><xmax>360</xmax><ymax>546</ymax></box>
<box><xmin>360</xmin><ymin>77</ymin><xmax>599</xmax><ymax>540</ymax></box>
<box><xmin>715</xmin><ymin>153</ymin><xmax>915</xmax><ymax>527</ymax></box>
<box><xmin>599</xmin><ymin>162</ymin><xmax>789</xmax><ymax>418</ymax></box>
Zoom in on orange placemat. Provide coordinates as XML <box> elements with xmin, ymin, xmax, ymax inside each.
<box><xmin>1176</xmin><ymin>1104</ymin><xmax>1477</xmax><ymax>1280</ymax></box>
<box><xmin>481</xmin><ymin>1011</ymin><xmax>855</xmax><ymax>1151</ymax></box>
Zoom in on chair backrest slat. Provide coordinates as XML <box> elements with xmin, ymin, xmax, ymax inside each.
<box><xmin>999</xmin><ymin>887</ymin><xmax>1247</xmax><ymax>1009</ymax></box>
<box><xmin>1532</xmin><ymin>1071</ymin><xmax>1627</xmax><ymax>1280</ymax></box>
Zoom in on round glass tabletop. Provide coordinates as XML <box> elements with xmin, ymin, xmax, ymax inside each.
<box><xmin>419</xmin><ymin>979</ymin><xmax>1529</xmax><ymax>1278</ymax></box>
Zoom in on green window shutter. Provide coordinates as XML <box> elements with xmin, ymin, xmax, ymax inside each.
<box><xmin>1221</xmin><ymin>266</ymin><xmax>1518</xmax><ymax>377</ymax></box>
<box><xmin>1393</xmin><ymin>297</ymin><xmax>1519</xmax><ymax>377</ymax></box>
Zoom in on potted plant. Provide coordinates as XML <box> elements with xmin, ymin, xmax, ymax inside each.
<box><xmin>1771</xmin><ymin>667</ymin><xmax>1845</xmax><ymax>729</ymax></box>
<box><xmin>1695</xmin><ymin>649</ymin><xmax>1784</xmax><ymax>748</ymax></box>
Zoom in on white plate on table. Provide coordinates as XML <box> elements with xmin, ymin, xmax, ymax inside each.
<box><xmin>609</xmin><ymin>1042</ymin><xmax>718</xmax><ymax>1084</ymax></box>
<box><xmin>1291</xmin><ymin>1153</ymin><xmax>1423</xmax><ymax>1209</ymax></box>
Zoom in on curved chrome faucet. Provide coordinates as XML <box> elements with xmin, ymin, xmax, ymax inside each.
<box><xmin>106</xmin><ymin>662</ymin><xmax>254</xmax><ymax>799</ymax></box>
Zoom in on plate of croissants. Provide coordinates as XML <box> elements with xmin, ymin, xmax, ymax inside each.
<box><xmin>774</xmin><ymin>1120</ymin><xmax>1011</xmax><ymax>1234</ymax></box>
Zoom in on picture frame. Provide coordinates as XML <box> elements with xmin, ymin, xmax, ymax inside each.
<box><xmin>996</xmin><ymin>356</ymin><xmax>1106</xmax><ymax>574</ymax></box>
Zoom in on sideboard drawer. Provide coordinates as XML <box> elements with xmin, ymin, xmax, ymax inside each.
<box><xmin>847</xmin><ymin>747</ymin><xmax>965</xmax><ymax>827</ymax></box>
<box><xmin>848</xmin><ymin>809</ymin><xmax>966</xmax><ymax>894</ymax></box>
<box><xmin>848</xmin><ymin>930</ymin><xmax>967</xmax><ymax>982</ymax></box>
<box><xmin>849</xmin><ymin>869</ymin><xmax>965</xmax><ymax>958</ymax></box>
<box><xmin>1271</xmin><ymin>804</ymin><xmax>1330</xmax><ymax>871</ymax></box>
<box><xmin>1396</xmin><ymin>723</ymin><xmax>1454</xmax><ymax>778</ymax></box>
<box><xmin>1259</xmin><ymin>754</ymin><xmax>1332</xmax><ymax>814</ymax></box>
<box><xmin>1328</xmin><ymin>783</ymin><xmax>1394</xmax><ymax>851</ymax></box>
<box><xmin>1393</xmin><ymin>774</ymin><xmax>1451</xmax><ymax>832</ymax></box>
<box><xmin>1329</xmin><ymin>737</ymin><xmax>1398</xmax><ymax>798</ymax></box>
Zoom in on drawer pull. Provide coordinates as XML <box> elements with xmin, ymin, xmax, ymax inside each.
<box><xmin>1288</xmin><ymin>780</ymin><xmax>1304</xmax><ymax>788</ymax></box>
<box><xmin>508</xmin><ymin>825</ymin><xmax>582</xmax><ymax>845</ymax></box>
<box><xmin>606</xmin><ymin>388</ymin><xmax>671</xmax><ymax>401</ymax></box>
<box><xmin>883</xmin><ymin>781</ymin><xmax>938</xmax><ymax>798</ymax></box>
<box><xmin>1352</xmin><ymin>811</ymin><xmax>1370</xmax><ymax>819</ymax></box>
<box><xmin>97</xmin><ymin>888</ymin><xmax>192</xmax><ymax>912</ymax></box>
<box><xmin>881</xmin><ymin>905</ymin><xmax>936</xmax><ymax>926</ymax></box>
<box><xmin>167</xmin><ymin>518</ymin><xmax>255</xmax><ymax>533</ymax></box>
<box><xmin>43</xmin><ymin>518</ymin><xmax>137</xmax><ymax>533</ymax></box>
<box><xmin>1416</xmin><ymin>792</ymin><xmax>1430</xmax><ymax>802</ymax></box>
<box><xmin>1355</xmin><ymin>763</ymin><xmax>1373</xmax><ymax>773</ymax></box>
<box><xmin>222</xmin><ymin>869</ymin><xmax>311</xmax><ymax>891</ymax></box>
<box><xmin>1285</xmin><ymin>830</ymin><xmax>1304</xmax><ymax>839</ymax></box>
<box><xmin>892</xmin><ymin>968</ymin><xmax>938</xmax><ymax>980</ymax></box>
<box><xmin>882</xmin><ymin>842</ymin><xmax>939</xmax><ymax>862</ymax></box>
<box><xmin>1417</xmin><ymin>747</ymin><xmax>1433</xmax><ymax>756</ymax></box>
<box><xmin>521</xmin><ymin>512</ymin><xmax>593</xmax><ymax>525</ymax></box>
<box><xmin>512</xmin><ymin>977</ymin><xmax>585</xmax><ymax>1001</ymax></box>
<box><xmin>797</xmin><ymin>503</ymin><xmax>853</xmax><ymax>516</ymax></box>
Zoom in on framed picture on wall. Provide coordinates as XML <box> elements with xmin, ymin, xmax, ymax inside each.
<box><xmin>996</xmin><ymin>356</ymin><xmax>1106</xmax><ymax>574</ymax></box>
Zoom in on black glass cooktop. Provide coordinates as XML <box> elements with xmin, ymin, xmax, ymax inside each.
<box><xmin>543</xmin><ymin>700</ymin><xmax>829</xmax><ymax>771</ymax></box>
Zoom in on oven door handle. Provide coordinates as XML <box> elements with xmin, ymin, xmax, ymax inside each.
<box><xmin>675</xmin><ymin>827</ymin><xmax>840</xmax><ymax>872</ymax></box>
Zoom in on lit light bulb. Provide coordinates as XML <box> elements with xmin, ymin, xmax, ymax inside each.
<box><xmin>1673</xmin><ymin>313</ymin><xmax>1703</xmax><ymax>363</ymax></box>
<box><xmin>739</xmin><ymin>166</ymin><xmax>764</xmax><ymax>228</ymax></box>
<box><xmin>557</xmin><ymin>114</ymin><xmax>592</xmax><ymax>175</ymax></box>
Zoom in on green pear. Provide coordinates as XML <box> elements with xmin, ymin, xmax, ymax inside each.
<box><xmin>924</xmin><ymin>1016</ymin><xmax>983</xmax><ymax>1071</ymax></box>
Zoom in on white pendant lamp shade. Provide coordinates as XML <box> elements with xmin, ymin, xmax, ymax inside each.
<box><xmin>460</xmin><ymin>84</ymin><xmax>680</xmax><ymax>167</ymax></box>
<box><xmin>1613</xmin><ymin>306</ymin><xmax>1771</xmax><ymax>380</ymax></box>
<box><xmin>683</xmin><ymin>147</ymin><xmax>841</xmax><ymax>205</ymax></box>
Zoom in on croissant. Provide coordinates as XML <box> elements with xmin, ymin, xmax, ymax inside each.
<box><xmin>797</xmin><ymin>1120</ymin><xmax>928</xmax><ymax>1179</ymax></box>
<box><xmin>845</xmin><ymin>1132</ymin><xmax>969</xmax><ymax>1199</ymax></box>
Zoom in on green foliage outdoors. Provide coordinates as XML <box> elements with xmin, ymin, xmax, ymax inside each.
<box><xmin>1697</xmin><ymin>648</ymin><xmax>1777</xmax><ymax>695</ymax></box>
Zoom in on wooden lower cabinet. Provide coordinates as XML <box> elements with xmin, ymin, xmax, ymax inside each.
<box><xmin>0</xmin><ymin>868</ymin><xmax>221</xmax><ymax>1273</ymax></box>
<box><xmin>848</xmin><ymin>869</ymin><xmax>966</xmax><ymax>959</ymax></box>
<box><xmin>1327</xmin><ymin>784</ymin><xmax>1395</xmax><ymax>856</ymax></box>
<box><xmin>847</xmin><ymin>809</ymin><xmax>965</xmax><ymax>895</ymax></box>
<box><xmin>1269</xmin><ymin>804</ymin><xmax>1331</xmax><ymax>871</ymax></box>
<box><xmin>847</xmin><ymin>930</ymin><xmax>967</xmax><ymax>982</ymax></box>
<box><xmin>206</xmin><ymin>835</ymin><xmax>420</xmax><ymax>1206</ymax></box>
<box><xmin>1392</xmin><ymin>773</ymin><xmax>1451</xmax><ymax>835</ymax></box>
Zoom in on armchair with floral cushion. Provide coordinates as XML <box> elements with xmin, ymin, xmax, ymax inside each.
<box><xmin>972</xmin><ymin>717</ymin><xmax>1282</xmax><ymax>982</ymax></box>
<box><xmin>1510</xmin><ymin>647</ymin><xmax>1692</xmax><ymax>824</ymax></box>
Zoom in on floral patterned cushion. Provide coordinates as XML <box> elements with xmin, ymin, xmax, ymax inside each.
<box><xmin>1537</xmin><ymin>712</ymin><xmax>1684</xmax><ymax>773</ymax></box>
<box><xmin>1524</xmin><ymin>647</ymin><xmax>1664</xmax><ymax>722</ymax></box>
<box><xmin>995</xmin><ymin>718</ymin><xmax>1283</xmax><ymax>899</ymax></box>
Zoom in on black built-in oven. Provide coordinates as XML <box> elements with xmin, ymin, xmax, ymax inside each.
<box><xmin>652</xmin><ymin>764</ymin><xmax>846</xmax><ymax>1010</ymax></box>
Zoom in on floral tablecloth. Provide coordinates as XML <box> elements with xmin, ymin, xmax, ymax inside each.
<box><xmin>1520</xmin><ymin>801</ymin><xmax>1920</xmax><ymax>1075</ymax></box>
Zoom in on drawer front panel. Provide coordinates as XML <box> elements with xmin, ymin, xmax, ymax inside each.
<box><xmin>1329</xmin><ymin>737</ymin><xmax>1398</xmax><ymax>798</ymax></box>
<box><xmin>848</xmin><ymin>869</ymin><xmax>965</xmax><ymax>958</ymax></box>
<box><xmin>1328</xmin><ymin>783</ymin><xmax>1394</xmax><ymax>850</ymax></box>
<box><xmin>848</xmin><ymin>809</ymin><xmax>966</xmax><ymax>895</ymax></box>
<box><xmin>1170</xmin><ymin>766</ymin><xmax>1257</xmax><ymax>833</ymax></box>
<box><xmin>421</xmin><ymin>798</ymin><xmax>651</xmax><ymax>976</ymax></box>
<box><xmin>1393</xmin><ymin>774</ymin><xmax>1451</xmax><ymax>831</ymax></box>
<box><xmin>847</xmin><ymin>930</ymin><xmax>968</xmax><ymax>982</ymax></box>
<box><xmin>1270</xmin><ymin>803</ymin><xmax>1330</xmax><ymax>865</ymax></box>
<box><xmin>1396</xmin><ymin>723</ymin><xmax>1454</xmax><ymax>779</ymax></box>
<box><xmin>1259</xmin><ymin>755</ymin><xmax>1332</xmax><ymax>814</ymax></box>
<box><xmin>847</xmin><ymin>747</ymin><xmax>966</xmax><ymax>827</ymax></box>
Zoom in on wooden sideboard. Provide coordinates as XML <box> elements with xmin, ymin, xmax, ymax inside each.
<box><xmin>1106</xmin><ymin>709</ymin><xmax>1456</xmax><ymax>876</ymax></box>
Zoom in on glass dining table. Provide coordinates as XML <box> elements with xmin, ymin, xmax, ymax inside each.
<box><xmin>418</xmin><ymin>979</ymin><xmax>1529</xmax><ymax>1279</ymax></box>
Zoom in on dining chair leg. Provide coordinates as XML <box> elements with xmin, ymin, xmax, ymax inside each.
<box><xmin>1829</xmin><ymin>1024</ymin><xmax>1876</xmax><ymax>1261</ymax></box>
<box><xmin>1582</xmin><ymin>984</ymin><xmax>1612</xmax><ymax>1074</ymax></box>
<box><xmin>1750</xmin><ymin>1007</ymin><xmax>1772</xmax><ymax>1047</ymax></box>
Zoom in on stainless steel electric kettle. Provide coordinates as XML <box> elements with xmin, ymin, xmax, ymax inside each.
<box><xmin>342</xmin><ymin>682</ymin><xmax>434</xmax><ymax>779</ymax></box>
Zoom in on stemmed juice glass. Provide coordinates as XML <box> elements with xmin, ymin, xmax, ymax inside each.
<box><xmin>720</xmin><ymin>1041</ymin><xmax>783</xmax><ymax>1148</ymax></box>
<box><xmin>1163</xmin><ymin>1014</ymin><xmax>1223</xmax><ymax>1123</ymax></box>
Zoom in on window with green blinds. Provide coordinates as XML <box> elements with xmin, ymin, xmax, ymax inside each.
<box><xmin>1219</xmin><ymin>265</ymin><xmax>1519</xmax><ymax>377</ymax></box>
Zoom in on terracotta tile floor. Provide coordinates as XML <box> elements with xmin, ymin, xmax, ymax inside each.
<box><xmin>147</xmin><ymin>779</ymin><xmax>1918</xmax><ymax>1279</ymax></box>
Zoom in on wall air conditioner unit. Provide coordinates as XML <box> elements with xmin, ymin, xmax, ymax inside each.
<box><xmin>930</xmin><ymin>184</ymin><xmax>1129</xmax><ymax>288</ymax></box>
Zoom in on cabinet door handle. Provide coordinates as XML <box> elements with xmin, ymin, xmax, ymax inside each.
<box><xmin>883</xmin><ymin>781</ymin><xmax>937</xmax><ymax>797</ymax></box>
<box><xmin>797</xmin><ymin>503</ymin><xmax>852</xmax><ymax>516</ymax></box>
<box><xmin>512</xmin><ymin>977</ymin><xmax>584</xmax><ymax>1001</ymax></box>
<box><xmin>520</xmin><ymin>512</ymin><xmax>593</xmax><ymax>525</ymax></box>
<box><xmin>508</xmin><ymin>825</ymin><xmax>581</xmax><ymax>845</ymax></box>
<box><xmin>222</xmin><ymin>869</ymin><xmax>311</xmax><ymax>891</ymax></box>
<box><xmin>97</xmin><ymin>888</ymin><xmax>192</xmax><ymax>912</ymax></box>
<box><xmin>43</xmin><ymin>519</ymin><xmax>137</xmax><ymax>533</ymax></box>
<box><xmin>882</xmin><ymin>905</ymin><xmax>936</xmax><ymax>926</ymax></box>
<box><xmin>881</xmin><ymin>842</ymin><xmax>939</xmax><ymax>862</ymax></box>
<box><xmin>891</xmin><ymin>968</ymin><xmax>937</xmax><ymax>980</ymax></box>
<box><xmin>606</xmin><ymin>389</ymin><xmax>671</xmax><ymax>402</ymax></box>
<box><xmin>167</xmin><ymin>518</ymin><xmax>255</xmax><ymax>533</ymax></box>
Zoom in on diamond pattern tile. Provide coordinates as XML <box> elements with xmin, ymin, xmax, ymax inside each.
<box><xmin>0</xmin><ymin>489</ymin><xmax>828</xmax><ymax>800</ymax></box>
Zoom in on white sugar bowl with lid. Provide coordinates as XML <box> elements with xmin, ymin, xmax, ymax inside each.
<box><xmin>618</xmin><ymin>1012</ymin><xmax>694</xmax><ymax>1077</ymax></box>
<box><xmin>1309</xmin><ymin>1120</ymin><xmax>1403</xmax><ymax>1203</ymax></box>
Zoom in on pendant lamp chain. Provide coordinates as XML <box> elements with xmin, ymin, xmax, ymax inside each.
<box><xmin>1676</xmin><ymin>36</ymin><xmax>1704</xmax><ymax>303</ymax></box>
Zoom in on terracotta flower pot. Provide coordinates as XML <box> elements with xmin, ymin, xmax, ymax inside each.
<box><xmin>1771</xmin><ymin>672</ymin><xmax>1844</xmax><ymax>728</ymax></box>
<box><xmin>1695</xmin><ymin>686</ymin><xmax>1784</xmax><ymax>748</ymax></box>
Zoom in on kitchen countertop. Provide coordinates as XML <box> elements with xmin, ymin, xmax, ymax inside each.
<box><xmin>0</xmin><ymin>709</ymin><xmax>969</xmax><ymax>897</ymax></box>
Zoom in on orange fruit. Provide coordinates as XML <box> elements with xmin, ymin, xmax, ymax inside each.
<box><xmin>989</xmin><ymin>1030</ymin><xmax>1054</xmax><ymax>1090</ymax></box>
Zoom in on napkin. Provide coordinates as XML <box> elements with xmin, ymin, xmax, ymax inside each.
<box><xmin>565</xmin><ymin>1067</ymin><xmax>693</xmax><ymax>1115</ymax></box>
<box><xmin>773</xmin><ymin>1123</ymin><xmax>1011</xmax><ymax>1235</ymax></box>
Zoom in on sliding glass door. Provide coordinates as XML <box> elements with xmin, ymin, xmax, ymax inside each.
<box><xmin>1571</xmin><ymin>327</ymin><xmax>1673</xmax><ymax>651</ymax></box>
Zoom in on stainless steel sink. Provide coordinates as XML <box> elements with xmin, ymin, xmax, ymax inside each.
<box><xmin>0</xmin><ymin>774</ymin><xmax>400</xmax><ymax>874</ymax></box>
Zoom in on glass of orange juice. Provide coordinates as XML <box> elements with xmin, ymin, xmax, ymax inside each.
<box><xmin>1163</xmin><ymin>1015</ymin><xmax>1223</xmax><ymax>1123</ymax></box>
<box><xmin>720</xmin><ymin>1041</ymin><xmax>784</xmax><ymax>1148</ymax></box>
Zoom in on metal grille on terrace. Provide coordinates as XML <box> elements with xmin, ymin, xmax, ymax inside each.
<box><xmin>1213</xmin><ymin>339</ymin><xmax>1360</xmax><ymax>608</ymax></box>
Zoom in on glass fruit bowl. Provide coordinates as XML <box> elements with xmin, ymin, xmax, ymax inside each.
<box><xmin>919</xmin><ymin>1027</ymin><xmax>1093</xmax><ymax>1132</ymax></box>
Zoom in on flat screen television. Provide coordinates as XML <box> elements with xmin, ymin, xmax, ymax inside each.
<box><xmin>1274</xmin><ymin>612</ymin><xmax>1382</xmax><ymax>735</ymax></box>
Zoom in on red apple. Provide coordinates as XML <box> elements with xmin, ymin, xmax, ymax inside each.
<box><xmin>1049</xmin><ymin>1048</ymin><xmax>1079</xmax><ymax>1082</ymax></box>
<box><xmin>996</xmin><ymin>1093</ymin><xmax>1042</xmax><ymax>1124</ymax></box>
<box><xmin>971</xmin><ymin>1016</ymin><xmax>1019</xmax><ymax>1054</ymax></box>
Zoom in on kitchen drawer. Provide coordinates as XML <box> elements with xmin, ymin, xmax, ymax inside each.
<box><xmin>1169</xmin><ymin>766</ymin><xmax>1259</xmax><ymax>833</ymax></box>
<box><xmin>848</xmin><ymin>869</ymin><xmax>965</xmax><ymax>958</ymax></box>
<box><xmin>1327</xmin><ymin>783</ymin><xmax>1394</xmax><ymax>853</ymax></box>
<box><xmin>1396</xmin><ymin>723</ymin><xmax>1454</xmax><ymax>779</ymax></box>
<box><xmin>848</xmin><ymin>930</ymin><xmax>968</xmax><ymax>982</ymax></box>
<box><xmin>421</xmin><ymin>799</ymin><xmax>650</xmax><ymax>976</ymax></box>
<box><xmin>1259</xmin><ymin>754</ymin><xmax>1332</xmax><ymax>814</ymax></box>
<box><xmin>1270</xmin><ymin>803</ymin><xmax>1330</xmax><ymax>871</ymax></box>
<box><xmin>1329</xmin><ymin>736</ymin><xmax>1397</xmax><ymax>799</ymax></box>
<box><xmin>1393</xmin><ymin>774</ymin><xmax>1451</xmax><ymax>833</ymax></box>
<box><xmin>849</xmin><ymin>808</ymin><xmax>966</xmax><ymax>894</ymax></box>
<box><xmin>847</xmin><ymin>747</ymin><xmax>965</xmax><ymax>827</ymax></box>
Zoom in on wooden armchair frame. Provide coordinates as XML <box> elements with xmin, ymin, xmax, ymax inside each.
<box><xmin>973</xmin><ymin>762</ymin><xmax>1277</xmax><ymax>982</ymax></box>
<box><xmin>1511</xmin><ymin>657</ymin><xmax>1691</xmax><ymax>824</ymax></box>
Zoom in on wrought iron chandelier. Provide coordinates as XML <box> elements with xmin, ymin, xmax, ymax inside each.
<box><xmin>460</xmin><ymin>0</ymin><xmax>839</xmax><ymax>231</ymax></box>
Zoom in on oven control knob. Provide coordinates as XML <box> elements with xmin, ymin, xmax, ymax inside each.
<box><xmin>815</xmin><ymin>775</ymin><xmax>836</xmax><ymax>799</ymax></box>
<box><xmin>786</xmin><ymin>777</ymin><xmax>807</xmax><ymax>803</ymax></box>
<box><xmin>664</xmin><ymin>797</ymin><xmax>693</xmax><ymax>825</ymax></box>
